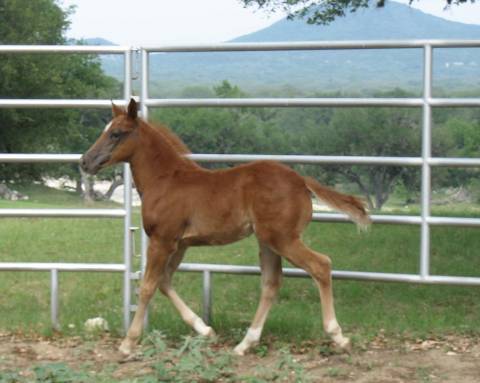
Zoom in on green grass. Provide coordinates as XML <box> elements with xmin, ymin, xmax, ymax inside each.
<box><xmin>0</xmin><ymin>185</ymin><xmax>479</xmax><ymax>344</ymax></box>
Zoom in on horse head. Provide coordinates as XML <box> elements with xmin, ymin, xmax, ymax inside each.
<box><xmin>80</xmin><ymin>98</ymin><xmax>139</xmax><ymax>175</ymax></box>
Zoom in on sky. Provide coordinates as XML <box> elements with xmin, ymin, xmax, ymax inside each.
<box><xmin>61</xmin><ymin>0</ymin><xmax>480</xmax><ymax>46</ymax></box>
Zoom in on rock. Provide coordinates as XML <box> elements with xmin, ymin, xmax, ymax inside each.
<box><xmin>0</xmin><ymin>183</ymin><xmax>29</xmax><ymax>201</ymax></box>
<box><xmin>84</xmin><ymin>317</ymin><xmax>109</xmax><ymax>333</ymax></box>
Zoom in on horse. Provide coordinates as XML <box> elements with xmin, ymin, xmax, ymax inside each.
<box><xmin>80</xmin><ymin>98</ymin><xmax>370</xmax><ymax>356</ymax></box>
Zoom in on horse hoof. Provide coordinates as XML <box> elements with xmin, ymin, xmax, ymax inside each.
<box><xmin>338</xmin><ymin>337</ymin><xmax>351</xmax><ymax>353</ymax></box>
<box><xmin>233</xmin><ymin>345</ymin><xmax>246</xmax><ymax>356</ymax></box>
<box><xmin>204</xmin><ymin>326</ymin><xmax>216</xmax><ymax>338</ymax></box>
<box><xmin>119</xmin><ymin>339</ymin><xmax>134</xmax><ymax>356</ymax></box>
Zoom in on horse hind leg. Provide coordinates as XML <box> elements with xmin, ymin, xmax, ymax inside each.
<box><xmin>234</xmin><ymin>243</ymin><xmax>282</xmax><ymax>355</ymax></box>
<box><xmin>276</xmin><ymin>238</ymin><xmax>350</xmax><ymax>351</ymax></box>
<box><xmin>158</xmin><ymin>245</ymin><xmax>215</xmax><ymax>338</ymax></box>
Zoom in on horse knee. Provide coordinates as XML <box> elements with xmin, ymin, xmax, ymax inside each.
<box><xmin>261</xmin><ymin>275</ymin><xmax>282</xmax><ymax>299</ymax></box>
<box><xmin>158</xmin><ymin>279</ymin><xmax>171</xmax><ymax>296</ymax></box>
<box><xmin>139</xmin><ymin>281</ymin><xmax>158</xmax><ymax>301</ymax></box>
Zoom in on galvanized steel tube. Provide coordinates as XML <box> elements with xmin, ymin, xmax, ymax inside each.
<box><xmin>142</xmin><ymin>39</ymin><xmax>480</xmax><ymax>53</ymax></box>
<box><xmin>0</xmin><ymin>209</ymin><xmax>126</xmax><ymax>218</ymax></box>
<box><xmin>420</xmin><ymin>44</ymin><xmax>433</xmax><ymax>279</ymax></box>
<box><xmin>122</xmin><ymin>48</ymin><xmax>134</xmax><ymax>333</ymax></box>
<box><xmin>0</xmin><ymin>99</ymin><xmax>127</xmax><ymax>109</ymax></box>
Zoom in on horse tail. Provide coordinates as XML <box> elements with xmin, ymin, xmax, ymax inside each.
<box><xmin>304</xmin><ymin>176</ymin><xmax>371</xmax><ymax>230</ymax></box>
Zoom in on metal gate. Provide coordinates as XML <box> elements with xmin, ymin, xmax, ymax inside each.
<box><xmin>1</xmin><ymin>40</ymin><xmax>480</xmax><ymax>331</ymax></box>
<box><xmin>0</xmin><ymin>45</ymin><xmax>135</xmax><ymax>331</ymax></box>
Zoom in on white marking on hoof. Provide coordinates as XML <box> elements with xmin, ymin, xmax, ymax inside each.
<box><xmin>119</xmin><ymin>338</ymin><xmax>134</xmax><ymax>356</ymax></box>
<box><xmin>203</xmin><ymin>326</ymin><xmax>216</xmax><ymax>338</ymax></box>
<box><xmin>325</xmin><ymin>320</ymin><xmax>351</xmax><ymax>352</ymax></box>
<box><xmin>193</xmin><ymin>317</ymin><xmax>215</xmax><ymax>337</ymax></box>
<box><xmin>233</xmin><ymin>327</ymin><xmax>261</xmax><ymax>356</ymax></box>
<box><xmin>233</xmin><ymin>344</ymin><xmax>247</xmax><ymax>356</ymax></box>
<box><xmin>338</xmin><ymin>336</ymin><xmax>351</xmax><ymax>352</ymax></box>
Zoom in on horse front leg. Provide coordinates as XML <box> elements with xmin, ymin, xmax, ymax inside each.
<box><xmin>119</xmin><ymin>237</ymin><xmax>174</xmax><ymax>356</ymax></box>
<box><xmin>158</xmin><ymin>244</ymin><xmax>215</xmax><ymax>337</ymax></box>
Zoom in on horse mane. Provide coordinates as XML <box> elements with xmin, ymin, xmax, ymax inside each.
<box><xmin>148</xmin><ymin>121</ymin><xmax>192</xmax><ymax>155</ymax></box>
<box><xmin>141</xmin><ymin>119</ymin><xmax>201</xmax><ymax>169</ymax></box>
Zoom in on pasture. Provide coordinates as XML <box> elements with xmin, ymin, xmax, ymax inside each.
<box><xmin>1</xmin><ymin>184</ymin><xmax>479</xmax><ymax>381</ymax></box>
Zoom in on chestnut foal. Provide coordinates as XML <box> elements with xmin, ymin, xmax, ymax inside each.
<box><xmin>81</xmin><ymin>99</ymin><xmax>370</xmax><ymax>356</ymax></box>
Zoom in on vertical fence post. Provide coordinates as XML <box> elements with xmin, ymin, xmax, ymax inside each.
<box><xmin>420</xmin><ymin>43</ymin><xmax>433</xmax><ymax>279</ymax></box>
<box><xmin>202</xmin><ymin>271</ymin><xmax>212</xmax><ymax>325</ymax></box>
<box><xmin>50</xmin><ymin>269</ymin><xmax>59</xmax><ymax>330</ymax></box>
<box><xmin>122</xmin><ymin>48</ymin><xmax>133</xmax><ymax>333</ymax></box>
<box><xmin>140</xmin><ymin>48</ymin><xmax>150</xmax><ymax>328</ymax></box>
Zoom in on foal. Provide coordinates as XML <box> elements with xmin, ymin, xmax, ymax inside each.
<box><xmin>81</xmin><ymin>99</ymin><xmax>370</xmax><ymax>356</ymax></box>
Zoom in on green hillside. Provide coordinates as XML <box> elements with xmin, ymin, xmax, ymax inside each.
<box><xmin>91</xmin><ymin>2</ymin><xmax>480</xmax><ymax>95</ymax></box>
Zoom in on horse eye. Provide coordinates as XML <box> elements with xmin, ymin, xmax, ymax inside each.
<box><xmin>110</xmin><ymin>130</ymin><xmax>123</xmax><ymax>139</ymax></box>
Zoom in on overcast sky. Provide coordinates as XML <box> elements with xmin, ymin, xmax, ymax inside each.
<box><xmin>61</xmin><ymin>0</ymin><xmax>480</xmax><ymax>46</ymax></box>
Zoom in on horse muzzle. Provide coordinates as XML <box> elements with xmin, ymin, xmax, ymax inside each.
<box><xmin>80</xmin><ymin>153</ymin><xmax>110</xmax><ymax>175</ymax></box>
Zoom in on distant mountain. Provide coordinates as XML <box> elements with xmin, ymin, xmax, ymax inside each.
<box><xmin>82</xmin><ymin>37</ymin><xmax>117</xmax><ymax>46</ymax></box>
<box><xmin>232</xmin><ymin>2</ymin><xmax>480</xmax><ymax>42</ymax></box>
<box><xmin>95</xmin><ymin>3</ymin><xmax>480</xmax><ymax>95</ymax></box>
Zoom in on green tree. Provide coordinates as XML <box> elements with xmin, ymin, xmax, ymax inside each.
<box><xmin>0</xmin><ymin>0</ymin><xmax>120</xmax><ymax>194</ymax></box>
<box><xmin>299</xmin><ymin>89</ymin><xmax>422</xmax><ymax>210</ymax></box>
<box><xmin>239</xmin><ymin>0</ymin><xmax>474</xmax><ymax>25</ymax></box>
<box><xmin>152</xmin><ymin>81</ymin><xmax>288</xmax><ymax>158</ymax></box>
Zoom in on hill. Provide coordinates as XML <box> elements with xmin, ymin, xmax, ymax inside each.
<box><xmin>93</xmin><ymin>2</ymin><xmax>480</xmax><ymax>95</ymax></box>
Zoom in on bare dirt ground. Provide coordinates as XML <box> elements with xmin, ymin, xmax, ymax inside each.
<box><xmin>1</xmin><ymin>331</ymin><xmax>479</xmax><ymax>382</ymax></box>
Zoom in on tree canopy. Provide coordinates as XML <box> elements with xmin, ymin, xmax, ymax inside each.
<box><xmin>0</xmin><ymin>0</ymin><xmax>119</xmax><ymax>187</ymax></box>
<box><xmin>239</xmin><ymin>0</ymin><xmax>475</xmax><ymax>25</ymax></box>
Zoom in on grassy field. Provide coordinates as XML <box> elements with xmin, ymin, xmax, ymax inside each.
<box><xmin>0</xmin><ymin>184</ymin><xmax>479</xmax><ymax>346</ymax></box>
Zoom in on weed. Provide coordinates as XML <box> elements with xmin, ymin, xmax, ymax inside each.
<box><xmin>416</xmin><ymin>366</ymin><xmax>433</xmax><ymax>383</ymax></box>
<box><xmin>142</xmin><ymin>335</ymin><xmax>234</xmax><ymax>382</ymax></box>
<box><xmin>253</xmin><ymin>344</ymin><xmax>269</xmax><ymax>358</ymax></box>
<box><xmin>0</xmin><ymin>370</ymin><xmax>24</xmax><ymax>383</ymax></box>
<box><xmin>275</xmin><ymin>348</ymin><xmax>309</xmax><ymax>382</ymax></box>
<box><xmin>33</xmin><ymin>363</ymin><xmax>91</xmax><ymax>382</ymax></box>
<box><xmin>326</xmin><ymin>366</ymin><xmax>349</xmax><ymax>378</ymax></box>
<box><xmin>141</xmin><ymin>330</ymin><xmax>168</xmax><ymax>357</ymax></box>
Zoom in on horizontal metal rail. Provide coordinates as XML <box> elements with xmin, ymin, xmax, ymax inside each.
<box><xmin>178</xmin><ymin>263</ymin><xmax>480</xmax><ymax>286</ymax></box>
<box><xmin>313</xmin><ymin>213</ymin><xmax>480</xmax><ymax>227</ymax></box>
<box><xmin>0</xmin><ymin>99</ymin><xmax>127</xmax><ymax>109</ymax></box>
<box><xmin>3</xmin><ymin>153</ymin><xmax>480</xmax><ymax>167</ymax></box>
<box><xmin>189</xmin><ymin>154</ymin><xmax>480</xmax><ymax>167</ymax></box>
<box><xmin>2</xmin><ymin>97</ymin><xmax>478</xmax><ymax>110</ymax></box>
<box><xmin>0</xmin><ymin>262</ymin><xmax>125</xmax><ymax>272</ymax></box>
<box><xmin>0</xmin><ymin>45</ymin><xmax>129</xmax><ymax>53</ymax></box>
<box><xmin>146</xmin><ymin>97</ymin><xmax>424</xmax><ymax>108</ymax></box>
<box><xmin>0</xmin><ymin>209</ymin><xmax>126</xmax><ymax>218</ymax></box>
<box><xmin>0</xmin><ymin>154</ymin><xmax>81</xmax><ymax>163</ymax></box>
<box><xmin>146</xmin><ymin>97</ymin><xmax>480</xmax><ymax>108</ymax></box>
<box><xmin>143</xmin><ymin>39</ymin><xmax>480</xmax><ymax>52</ymax></box>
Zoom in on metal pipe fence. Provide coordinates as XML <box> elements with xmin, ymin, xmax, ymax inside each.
<box><xmin>1</xmin><ymin>40</ymin><xmax>480</xmax><ymax>331</ymax></box>
<box><xmin>0</xmin><ymin>45</ymin><xmax>134</xmax><ymax>332</ymax></box>
<box><xmin>140</xmin><ymin>40</ymin><xmax>480</xmax><ymax>323</ymax></box>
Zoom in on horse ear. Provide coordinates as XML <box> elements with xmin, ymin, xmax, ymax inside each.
<box><xmin>127</xmin><ymin>98</ymin><xmax>138</xmax><ymax>120</ymax></box>
<box><xmin>112</xmin><ymin>101</ymin><xmax>124</xmax><ymax>117</ymax></box>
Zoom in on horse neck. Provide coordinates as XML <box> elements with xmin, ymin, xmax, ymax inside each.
<box><xmin>129</xmin><ymin>121</ymin><xmax>198</xmax><ymax>193</ymax></box>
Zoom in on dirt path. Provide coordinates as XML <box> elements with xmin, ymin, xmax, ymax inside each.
<box><xmin>0</xmin><ymin>332</ymin><xmax>479</xmax><ymax>382</ymax></box>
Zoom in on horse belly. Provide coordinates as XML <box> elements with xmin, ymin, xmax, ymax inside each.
<box><xmin>181</xmin><ymin>217</ymin><xmax>253</xmax><ymax>246</ymax></box>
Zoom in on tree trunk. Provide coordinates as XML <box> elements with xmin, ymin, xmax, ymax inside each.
<box><xmin>80</xmin><ymin>169</ymin><xmax>95</xmax><ymax>204</ymax></box>
<box><xmin>103</xmin><ymin>176</ymin><xmax>123</xmax><ymax>200</ymax></box>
